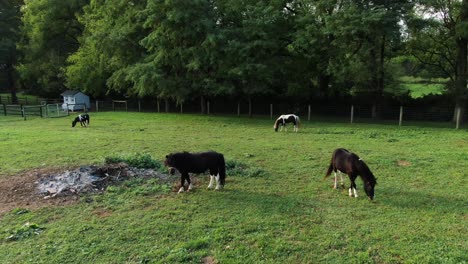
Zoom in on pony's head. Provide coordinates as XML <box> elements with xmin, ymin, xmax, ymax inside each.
<box><xmin>273</xmin><ymin>119</ymin><xmax>280</xmax><ymax>132</ymax></box>
<box><xmin>164</xmin><ymin>154</ymin><xmax>177</xmax><ymax>175</ymax></box>
<box><xmin>364</xmin><ymin>178</ymin><xmax>377</xmax><ymax>200</ymax></box>
<box><xmin>72</xmin><ymin>119</ymin><xmax>78</xmax><ymax>127</ymax></box>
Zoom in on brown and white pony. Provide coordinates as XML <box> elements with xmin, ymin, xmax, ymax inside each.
<box><xmin>273</xmin><ymin>114</ymin><xmax>300</xmax><ymax>132</ymax></box>
<box><xmin>325</xmin><ymin>148</ymin><xmax>377</xmax><ymax>200</ymax></box>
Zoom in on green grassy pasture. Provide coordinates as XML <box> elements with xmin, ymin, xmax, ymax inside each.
<box><xmin>399</xmin><ymin>76</ymin><xmax>446</xmax><ymax>98</ymax></box>
<box><xmin>0</xmin><ymin>113</ymin><xmax>466</xmax><ymax>263</ymax></box>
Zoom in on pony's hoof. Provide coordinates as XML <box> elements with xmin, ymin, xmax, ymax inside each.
<box><xmin>178</xmin><ymin>187</ymin><xmax>185</xmax><ymax>193</ymax></box>
<box><xmin>207</xmin><ymin>185</ymin><xmax>214</xmax><ymax>189</ymax></box>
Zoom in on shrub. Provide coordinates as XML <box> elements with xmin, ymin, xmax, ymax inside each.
<box><xmin>226</xmin><ymin>159</ymin><xmax>268</xmax><ymax>177</ymax></box>
<box><xmin>6</xmin><ymin>222</ymin><xmax>44</xmax><ymax>241</ymax></box>
<box><xmin>105</xmin><ymin>153</ymin><xmax>162</xmax><ymax>169</ymax></box>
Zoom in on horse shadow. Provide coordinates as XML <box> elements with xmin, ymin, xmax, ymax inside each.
<box><xmin>377</xmin><ymin>187</ymin><xmax>465</xmax><ymax>214</ymax></box>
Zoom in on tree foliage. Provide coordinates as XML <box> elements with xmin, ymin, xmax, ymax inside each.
<box><xmin>16</xmin><ymin>0</ymin><xmax>87</xmax><ymax>97</ymax></box>
<box><xmin>9</xmin><ymin>0</ymin><xmax>467</xmax><ymax>118</ymax></box>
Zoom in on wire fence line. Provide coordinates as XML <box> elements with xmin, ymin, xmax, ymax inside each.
<box><xmin>92</xmin><ymin>98</ymin><xmax>465</xmax><ymax>128</ymax></box>
<box><xmin>1</xmin><ymin>97</ymin><xmax>466</xmax><ymax>129</ymax></box>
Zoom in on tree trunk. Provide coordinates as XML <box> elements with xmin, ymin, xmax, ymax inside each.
<box><xmin>452</xmin><ymin>0</ymin><xmax>467</xmax><ymax>123</ymax></box>
<box><xmin>164</xmin><ymin>98</ymin><xmax>169</xmax><ymax>113</ymax></box>
<box><xmin>6</xmin><ymin>63</ymin><xmax>18</xmax><ymax>104</ymax></box>
<box><xmin>318</xmin><ymin>74</ymin><xmax>330</xmax><ymax>97</ymax></box>
<box><xmin>200</xmin><ymin>96</ymin><xmax>206</xmax><ymax>114</ymax></box>
<box><xmin>370</xmin><ymin>35</ymin><xmax>386</xmax><ymax>119</ymax></box>
<box><xmin>248</xmin><ymin>96</ymin><xmax>252</xmax><ymax>118</ymax></box>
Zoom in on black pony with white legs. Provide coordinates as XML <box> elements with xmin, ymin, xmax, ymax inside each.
<box><xmin>164</xmin><ymin>151</ymin><xmax>226</xmax><ymax>193</ymax></box>
<box><xmin>325</xmin><ymin>148</ymin><xmax>377</xmax><ymax>200</ymax></box>
<box><xmin>273</xmin><ymin>114</ymin><xmax>300</xmax><ymax>132</ymax></box>
<box><xmin>72</xmin><ymin>113</ymin><xmax>90</xmax><ymax>127</ymax></box>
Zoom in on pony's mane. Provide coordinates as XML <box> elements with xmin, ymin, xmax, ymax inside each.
<box><xmin>357</xmin><ymin>158</ymin><xmax>377</xmax><ymax>185</ymax></box>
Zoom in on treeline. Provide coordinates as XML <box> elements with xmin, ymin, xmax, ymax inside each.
<box><xmin>1</xmin><ymin>0</ymin><xmax>467</xmax><ymax>117</ymax></box>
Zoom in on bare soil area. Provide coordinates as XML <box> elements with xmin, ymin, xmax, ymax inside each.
<box><xmin>0</xmin><ymin>168</ymin><xmax>80</xmax><ymax>216</ymax></box>
<box><xmin>0</xmin><ymin>164</ymin><xmax>171</xmax><ymax>217</ymax></box>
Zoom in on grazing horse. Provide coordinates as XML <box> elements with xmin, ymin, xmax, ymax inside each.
<box><xmin>325</xmin><ymin>148</ymin><xmax>377</xmax><ymax>200</ymax></box>
<box><xmin>72</xmin><ymin>113</ymin><xmax>90</xmax><ymax>127</ymax></box>
<box><xmin>274</xmin><ymin>114</ymin><xmax>300</xmax><ymax>132</ymax></box>
<box><xmin>164</xmin><ymin>151</ymin><xmax>226</xmax><ymax>193</ymax></box>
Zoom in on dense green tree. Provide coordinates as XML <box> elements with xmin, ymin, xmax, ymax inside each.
<box><xmin>66</xmin><ymin>0</ymin><xmax>147</xmax><ymax>98</ymax></box>
<box><xmin>0</xmin><ymin>0</ymin><xmax>23</xmax><ymax>102</ymax></box>
<box><xmin>290</xmin><ymin>0</ymin><xmax>411</xmax><ymax>116</ymax></box>
<box><xmin>16</xmin><ymin>0</ymin><xmax>87</xmax><ymax>97</ymax></box>
<box><xmin>407</xmin><ymin>0</ymin><xmax>468</xmax><ymax>121</ymax></box>
<box><xmin>218</xmin><ymin>0</ymin><xmax>292</xmax><ymax>116</ymax></box>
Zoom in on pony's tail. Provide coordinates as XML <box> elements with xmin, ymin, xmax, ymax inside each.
<box><xmin>324</xmin><ymin>161</ymin><xmax>334</xmax><ymax>179</ymax></box>
<box><xmin>219</xmin><ymin>155</ymin><xmax>226</xmax><ymax>186</ymax></box>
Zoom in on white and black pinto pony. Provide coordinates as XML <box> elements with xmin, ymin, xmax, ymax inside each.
<box><xmin>72</xmin><ymin>113</ymin><xmax>90</xmax><ymax>127</ymax></box>
<box><xmin>274</xmin><ymin>114</ymin><xmax>300</xmax><ymax>132</ymax></box>
<box><xmin>325</xmin><ymin>148</ymin><xmax>377</xmax><ymax>200</ymax></box>
<box><xmin>164</xmin><ymin>151</ymin><xmax>226</xmax><ymax>193</ymax></box>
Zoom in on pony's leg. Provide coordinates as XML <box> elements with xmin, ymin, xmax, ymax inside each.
<box><xmin>186</xmin><ymin>174</ymin><xmax>193</xmax><ymax>191</ymax></box>
<box><xmin>333</xmin><ymin>172</ymin><xmax>338</xmax><ymax>189</ymax></box>
<box><xmin>339</xmin><ymin>173</ymin><xmax>345</xmax><ymax>188</ymax></box>
<box><xmin>349</xmin><ymin>176</ymin><xmax>358</xmax><ymax>198</ymax></box>
<box><xmin>207</xmin><ymin>175</ymin><xmax>215</xmax><ymax>189</ymax></box>
<box><xmin>178</xmin><ymin>173</ymin><xmax>187</xmax><ymax>193</ymax></box>
<box><xmin>215</xmin><ymin>173</ymin><xmax>222</xmax><ymax>190</ymax></box>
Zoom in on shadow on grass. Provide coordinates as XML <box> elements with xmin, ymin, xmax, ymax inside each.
<box><xmin>200</xmin><ymin>188</ymin><xmax>317</xmax><ymax>217</ymax></box>
<box><xmin>379</xmin><ymin>187</ymin><xmax>465</xmax><ymax>214</ymax></box>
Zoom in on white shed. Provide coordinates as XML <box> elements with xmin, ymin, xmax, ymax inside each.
<box><xmin>61</xmin><ymin>90</ymin><xmax>90</xmax><ymax>111</ymax></box>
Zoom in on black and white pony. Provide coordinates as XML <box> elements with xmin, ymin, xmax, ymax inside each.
<box><xmin>164</xmin><ymin>151</ymin><xmax>226</xmax><ymax>193</ymax></box>
<box><xmin>72</xmin><ymin>113</ymin><xmax>90</xmax><ymax>127</ymax></box>
<box><xmin>274</xmin><ymin>114</ymin><xmax>300</xmax><ymax>132</ymax></box>
<box><xmin>325</xmin><ymin>148</ymin><xmax>377</xmax><ymax>200</ymax></box>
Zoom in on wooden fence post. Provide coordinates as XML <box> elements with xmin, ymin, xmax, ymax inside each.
<box><xmin>112</xmin><ymin>101</ymin><xmax>115</xmax><ymax>111</ymax></box>
<box><xmin>308</xmin><ymin>104</ymin><xmax>311</xmax><ymax>121</ymax></box>
<box><xmin>350</xmin><ymin>105</ymin><xmax>354</xmax><ymax>124</ymax></box>
<box><xmin>157</xmin><ymin>100</ymin><xmax>160</xmax><ymax>113</ymax></box>
<box><xmin>399</xmin><ymin>106</ymin><xmax>403</xmax><ymax>127</ymax></box>
<box><xmin>237</xmin><ymin>102</ymin><xmax>240</xmax><ymax>117</ymax></box>
<box><xmin>3</xmin><ymin>104</ymin><xmax>6</xmax><ymax>116</ymax></box>
<box><xmin>138</xmin><ymin>100</ymin><xmax>141</xmax><ymax>112</ymax></box>
<box><xmin>21</xmin><ymin>104</ymin><xmax>25</xmax><ymax>120</ymax></box>
<box><xmin>207</xmin><ymin>101</ymin><xmax>210</xmax><ymax>115</ymax></box>
<box><xmin>95</xmin><ymin>100</ymin><xmax>99</xmax><ymax>112</ymax></box>
<box><xmin>180</xmin><ymin>103</ymin><xmax>183</xmax><ymax>113</ymax></box>
<box><xmin>456</xmin><ymin>106</ymin><xmax>461</xmax><ymax>129</ymax></box>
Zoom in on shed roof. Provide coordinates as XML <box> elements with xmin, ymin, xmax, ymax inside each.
<box><xmin>60</xmin><ymin>90</ymin><xmax>84</xmax><ymax>96</ymax></box>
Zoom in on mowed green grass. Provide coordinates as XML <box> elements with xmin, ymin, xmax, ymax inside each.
<box><xmin>0</xmin><ymin>112</ymin><xmax>466</xmax><ymax>263</ymax></box>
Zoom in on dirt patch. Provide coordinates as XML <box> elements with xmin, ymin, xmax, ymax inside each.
<box><xmin>93</xmin><ymin>208</ymin><xmax>113</xmax><ymax>218</ymax></box>
<box><xmin>0</xmin><ymin>167</ymin><xmax>80</xmax><ymax>217</ymax></box>
<box><xmin>0</xmin><ymin>164</ymin><xmax>173</xmax><ymax>217</ymax></box>
<box><xmin>397</xmin><ymin>160</ymin><xmax>412</xmax><ymax>166</ymax></box>
<box><xmin>202</xmin><ymin>256</ymin><xmax>217</xmax><ymax>264</ymax></box>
